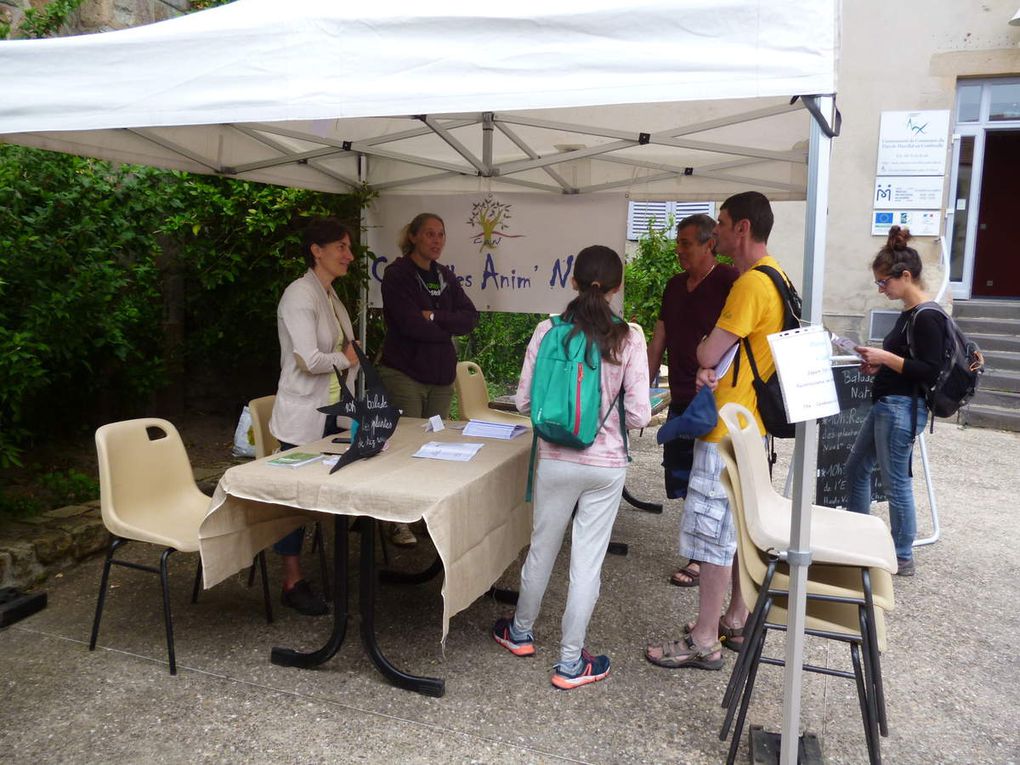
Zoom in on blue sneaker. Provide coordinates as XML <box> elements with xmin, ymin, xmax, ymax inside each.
<box><xmin>492</xmin><ymin>617</ymin><xmax>535</xmax><ymax>657</ymax></box>
<box><xmin>551</xmin><ymin>649</ymin><xmax>610</xmax><ymax>689</ymax></box>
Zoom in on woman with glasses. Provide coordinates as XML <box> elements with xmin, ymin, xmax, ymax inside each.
<box><xmin>378</xmin><ymin>212</ymin><xmax>479</xmax><ymax>546</ymax></box>
<box><xmin>846</xmin><ymin>226</ymin><xmax>944</xmax><ymax>576</ymax></box>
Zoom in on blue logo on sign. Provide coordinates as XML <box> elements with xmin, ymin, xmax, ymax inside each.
<box><xmin>875</xmin><ymin>212</ymin><xmax>893</xmax><ymax>225</ymax></box>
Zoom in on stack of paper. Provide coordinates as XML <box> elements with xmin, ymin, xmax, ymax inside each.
<box><xmin>412</xmin><ymin>442</ymin><xmax>485</xmax><ymax>462</ymax></box>
<box><xmin>267</xmin><ymin>452</ymin><xmax>322</xmax><ymax>469</ymax></box>
<box><xmin>462</xmin><ymin>419</ymin><xmax>529</xmax><ymax>440</ymax></box>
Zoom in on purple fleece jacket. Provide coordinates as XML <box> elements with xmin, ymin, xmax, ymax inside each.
<box><xmin>380</xmin><ymin>256</ymin><xmax>479</xmax><ymax>386</ymax></box>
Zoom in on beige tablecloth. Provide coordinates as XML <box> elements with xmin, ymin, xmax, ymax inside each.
<box><xmin>199</xmin><ymin>419</ymin><xmax>533</xmax><ymax>639</ymax></box>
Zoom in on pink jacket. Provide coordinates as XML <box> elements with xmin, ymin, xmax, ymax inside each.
<box><xmin>516</xmin><ymin>320</ymin><xmax>651</xmax><ymax>468</ymax></box>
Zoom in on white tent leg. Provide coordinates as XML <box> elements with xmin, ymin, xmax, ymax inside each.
<box><xmin>357</xmin><ymin>153</ymin><xmax>369</xmax><ymax>397</ymax></box>
<box><xmin>913</xmin><ymin>431</ymin><xmax>941</xmax><ymax>546</ymax></box>
<box><xmin>781</xmin><ymin>95</ymin><xmax>834</xmax><ymax>765</ymax></box>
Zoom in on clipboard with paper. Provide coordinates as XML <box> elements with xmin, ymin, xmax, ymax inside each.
<box><xmin>766</xmin><ymin>324</ymin><xmax>840</xmax><ymax>423</ymax></box>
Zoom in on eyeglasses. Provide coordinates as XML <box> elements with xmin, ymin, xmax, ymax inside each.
<box><xmin>874</xmin><ymin>276</ymin><xmax>893</xmax><ymax>288</ymax></box>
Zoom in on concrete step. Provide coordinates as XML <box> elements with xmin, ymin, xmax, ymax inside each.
<box><xmin>980</xmin><ymin>370</ymin><xmax>1020</xmax><ymax>393</ymax></box>
<box><xmin>969</xmin><ymin>333</ymin><xmax>1020</xmax><ymax>353</ymax></box>
<box><xmin>955</xmin><ymin>316</ymin><xmax>1020</xmax><ymax>336</ymax></box>
<box><xmin>961</xmin><ymin>403</ymin><xmax>1020</xmax><ymax>433</ymax></box>
<box><xmin>970</xmin><ymin>387</ymin><xmax>1020</xmax><ymax>409</ymax></box>
<box><xmin>981</xmin><ymin>350</ymin><xmax>1020</xmax><ymax>372</ymax></box>
<box><xmin>953</xmin><ymin>298</ymin><xmax>1020</xmax><ymax>321</ymax></box>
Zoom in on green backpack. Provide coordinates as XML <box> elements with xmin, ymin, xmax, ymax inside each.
<box><xmin>525</xmin><ymin>316</ymin><xmax>625</xmax><ymax>500</ymax></box>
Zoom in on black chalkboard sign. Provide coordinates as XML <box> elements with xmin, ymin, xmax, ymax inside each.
<box><xmin>816</xmin><ymin>366</ymin><xmax>885</xmax><ymax>508</ymax></box>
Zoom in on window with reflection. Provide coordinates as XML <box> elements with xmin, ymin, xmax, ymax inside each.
<box><xmin>949</xmin><ymin>136</ymin><xmax>973</xmax><ymax>282</ymax></box>
<box><xmin>989</xmin><ymin>82</ymin><xmax>1020</xmax><ymax>122</ymax></box>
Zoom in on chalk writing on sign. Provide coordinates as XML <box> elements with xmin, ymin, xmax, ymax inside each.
<box><xmin>816</xmin><ymin>366</ymin><xmax>885</xmax><ymax>508</ymax></box>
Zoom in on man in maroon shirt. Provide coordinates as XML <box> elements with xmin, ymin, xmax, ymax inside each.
<box><xmin>647</xmin><ymin>214</ymin><xmax>738</xmax><ymax>587</ymax></box>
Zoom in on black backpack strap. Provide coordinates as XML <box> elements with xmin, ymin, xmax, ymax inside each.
<box><xmin>905</xmin><ymin>302</ymin><xmax>941</xmax><ymax>434</ymax></box>
<box><xmin>753</xmin><ymin>264</ymin><xmax>801</xmax><ymax>329</ymax></box>
<box><xmin>742</xmin><ymin>336</ymin><xmax>765</xmax><ymax>386</ymax></box>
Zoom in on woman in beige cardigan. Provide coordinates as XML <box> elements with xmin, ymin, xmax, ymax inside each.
<box><xmin>268</xmin><ymin>217</ymin><xmax>359</xmax><ymax>615</ymax></box>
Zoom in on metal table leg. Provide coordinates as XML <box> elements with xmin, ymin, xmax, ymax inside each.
<box><xmin>271</xmin><ymin>515</ymin><xmax>349</xmax><ymax>668</ymax></box>
<box><xmin>621</xmin><ymin>486</ymin><xmax>663</xmax><ymax>514</ymax></box>
<box><xmin>358</xmin><ymin>517</ymin><xmax>445</xmax><ymax>697</ymax></box>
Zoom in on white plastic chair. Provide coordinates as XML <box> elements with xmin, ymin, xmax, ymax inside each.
<box><xmin>455</xmin><ymin>361</ymin><xmax>532</xmax><ymax>426</ymax></box>
<box><xmin>89</xmin><ymin>418</ymin><xmax>272</xmax><ymax>675</ymax></box>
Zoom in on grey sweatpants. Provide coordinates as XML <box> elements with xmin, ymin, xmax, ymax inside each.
<box><xmin>512</xmin><ymin>458</ymin><xmax>627</xmax><ymax>665</ymax></box>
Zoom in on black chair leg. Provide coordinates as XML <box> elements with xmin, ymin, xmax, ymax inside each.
<box><xmin>860</xmin><ymin>570</ymin><xmax>888</xmax><ymax>735</ymax></box>
<box><xmin>191</xmin><ymin>557</ymin><xmax>203</xmax><ymax>604</ymax></box>
<box><xmin>89</xmin><ymin>537</ymin><xmax>126</xmax><ymax>650</ymax></box>
<box><xmin>159</xmin><ymin>548</ymin><xmax>178</xmax><ymax>675</ymax></box>
<box><xmin>722</xmin><ymin>584</ymin><xmax>770</xmax><ymax>711</ymax></box>
<box><xmin>721</xmin><ymin>595</ymin><xmax>771</xmax><ymax>742</ymax></box>
<box><xmin>857</xmin><ymin>608</ymin><xmax>884</xmax><ymax>754</ymax></box>
<box><xmin>246</xmin><ymin>562</ymin><xmax>257</xmax><ymax>588</ymax></box>
<box><xmin>726</xmin><ymin>622</ymin><xmax>769</xmax><ymax>765</ymax></box>
<box><xmin>257</xmin><ymin>550</ymin><xmax>273</xmax><ymax>624</ymax></box>
<box><xmin>851</xmin><ymin>641</ymin><xmax>882</xmax><ymax>765</ymax></box>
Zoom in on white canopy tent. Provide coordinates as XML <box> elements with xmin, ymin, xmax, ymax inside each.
<box><xmin>0</xmin><ymin>1</ymin><xmax>839</xmax><ymax>760</ymax></box>
<box><xmin>0</xmin><ymin>0</ymin><xmax>834</xmax><ymax>201</ymax></box>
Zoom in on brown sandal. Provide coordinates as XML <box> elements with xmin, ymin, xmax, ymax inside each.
<box><xmin>645</xmin><ymin>634</ymin><xmax>724</xmax><ymax>670</ymax></box>
<box><xmin>682</xmin><ymin>618</ymin><xmax>745</xmax><ymax>652</ymax></box>
<box><xmin>718</xmin><ymin>619</ymin><xmax>745</xmax><ymax>652</ymax></box>
<box><xmin>669</xmin><ymin>562</ymin><xmax>701</xmax><ymax>587</ymax></box>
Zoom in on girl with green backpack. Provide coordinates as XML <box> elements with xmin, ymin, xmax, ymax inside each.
<box><xmin>491</xmin><ymin>245</ymin><xmax>651</xmax><ymax>689</ymax></box>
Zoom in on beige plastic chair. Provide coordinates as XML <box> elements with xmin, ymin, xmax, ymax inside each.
<box><xmin>718</xmin><ymin>402</ymin><xmax>898</xmax><ymax>573</ymax></box>
<box><xmin>90</xmin><ymin>418</ymin><xmax>272</xmax><ymax>675</ymax></box>
<box><xmin>248</xmin><ymin>394</ymin><xmax>279</xmax><ymax>459</ymax></box>
<box><xmin>455</xmin><ymin>361</ymin><xmax>532</xmax><ymax>426</ymax></box>
<box><xmin>248</xmin><ymin>395</ymin><xmax>331</xmax><ymax>592</ymax></box>
<box><xmin>716</xmin><ymin>418</ymin><xmax>892</xmax><ymax>765</ymax></box>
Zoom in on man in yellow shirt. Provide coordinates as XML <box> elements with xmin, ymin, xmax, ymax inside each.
<box><xmin>646</xmin><ymin>191</ymin><xmax>788</xmax><ymax>670</ymax></box>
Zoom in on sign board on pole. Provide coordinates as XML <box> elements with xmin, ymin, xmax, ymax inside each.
<box><xmin>767</xmin><ymin>325</ymin><xmax>840</xmax><ymax>423</ymax></box>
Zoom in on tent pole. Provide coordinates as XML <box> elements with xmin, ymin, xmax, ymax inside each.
<box><xmin>780</xmin><ymin>94</ymin><xmax>833</xmax><ymax>765</ymax></box>
<box><xmin>358</xmin><ymin>153</ymin><xmax>369</xmax><ymax>395</ymax></box>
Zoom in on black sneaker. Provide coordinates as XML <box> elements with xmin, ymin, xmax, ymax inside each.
<box><xmin>281</xmin><ymin>580</ymin><xmax>328</xmax><ymax>616</ymax></box>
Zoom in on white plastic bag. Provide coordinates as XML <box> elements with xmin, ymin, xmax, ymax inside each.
<box><xmin>231</xmin><ymin>405</ymin><xmax>256</xmax><ymax>458</ymax></box>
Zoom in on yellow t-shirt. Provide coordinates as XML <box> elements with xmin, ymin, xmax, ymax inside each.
<box><xmin>702</xmin><ymin>255</ymin><xmax>788</xmax><ymax>443</ymax></box>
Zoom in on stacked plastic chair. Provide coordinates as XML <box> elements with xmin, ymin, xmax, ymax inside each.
<box><xmin>716</xmin><ymin>403</ymin><xmax>898</xmax><ymax>765</ymax></box>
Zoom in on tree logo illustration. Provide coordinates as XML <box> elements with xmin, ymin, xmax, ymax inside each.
<box><xmin>467</xmin><ymin>194</ymin><xmax>524</xmax><ymax>252</ymax></box>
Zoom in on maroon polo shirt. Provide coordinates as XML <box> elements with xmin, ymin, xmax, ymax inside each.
<box><xmin>659</xmin><ymin>263</ymin><xmax>739</xmax><ymax>403</ymax></box>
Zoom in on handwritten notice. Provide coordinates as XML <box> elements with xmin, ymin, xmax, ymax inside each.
<box><xmin>816</xmin><ymin>366</ymin><xmax>885</xmax><ymax>507</ymax></box>
<box><xmin>767</xmin><ymin>325</ymin><xmax>839</xmax><ymax>423</ymax></box>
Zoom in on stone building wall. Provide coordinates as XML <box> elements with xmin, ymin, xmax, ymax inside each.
<box><xmin>2</xmin><ymin>0</ymin><xmax>189</xmax><ymax>36</ymax></box>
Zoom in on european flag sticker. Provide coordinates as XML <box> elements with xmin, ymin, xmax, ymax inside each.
<box><xmin>874</xmin><ymin>212</ymin><xmax>894</xmax><ymax>225</ymax></box>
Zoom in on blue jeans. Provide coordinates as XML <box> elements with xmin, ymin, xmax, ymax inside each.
<box><xmin>845</xmin><ymin>395</ymin><xmax>926</xmax><ymax>560</ymax></box>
